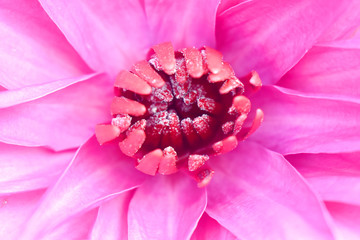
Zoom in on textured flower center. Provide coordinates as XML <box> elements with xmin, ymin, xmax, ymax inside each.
<box><xmin>96</xmin><ymin>42</ymin><xmax>263</xmax><ymax>187</ymax></box>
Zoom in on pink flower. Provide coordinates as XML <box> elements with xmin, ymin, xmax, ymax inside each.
<box><xmin>1</xmin><ymin>0</ymin><xmax>360</xmax><ymax>239</ymax></box>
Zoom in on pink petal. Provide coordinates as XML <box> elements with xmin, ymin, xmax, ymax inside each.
<box><xmin>277</xmin><ymin>46</ymin><xmax>360</xmax><ymax>103</ymax></box>
<box><xmin>0</xmin><ymin>142</ymin><xmax>73</xmax><ymax>194</ymax></box>
<box><xmin>318</xmin><ymin>0</ymin><xmax>360</xmax><ymax>42</ymax></box>
<box><xmin>287</xmin><ymin>152</ymin><xmax>360</xmax><ymax>206</ymax></box>
<box><xmin>21</xmin><ymin>136</ymin><xmax>147</xmax><ymax>239</ymax></box>
<box><xmin>191</xmin><ymin>213</ymin><xmax>237</xmax><ymax>240</ymax></box>
<box><xmin>0</xmin><ymin>190</ymin><xmax>44</xmax><ymax>240</ymax></box>
<box><xmin>143</xmin><ymin>0</ymin><xmax>220</xmax><ymax>49</ymax></box>
<box><xmin>0</xmin><ymin>0</ymin><xmax>90</xmax><ymax>89</ymax></box>
<box><xmin>38</xmin><ymin>0</ymin><xmax>150</xmax><ymax>77</ymax></box>
<box><xmin>128</xmin><ymin>173</ymin><xmax>206</xmax><ymax>240</ymax></box>
<box><xmin>206</xmin><ymin>141</ymin><xmax>335</xmax><ymax>240</ymax></box>
<box><xmin>41</xmin><ymin>209</ymin><xmax>98</xmax><ymax>240</ymax></box>
<box><xmin>0</xmin><ymin>73</ymin><xmax>99</xmax><ymax>108</ymax></box>
<box><xmin>326</xmin><ymin>202</ymin><xmax>360</xmax><ymax>240</ymax></box>
<box><xmin>216</xmin><ymin>0</ymin><xmax>349</xmax><ymax>84</ymax></box>
<box><xmin>0</xmin><ymin>74</ymin><xmax>112</xmax><ymax>151</ymax></box>
<box><xmin>250</xmin><ymin>86</ymin><xmax>360</xmax><ymax>154</ymax></box>
<box><xmin>91</xmin><ymin>191</ymin><xmax>133</xmax><ymax>240</ymax></box>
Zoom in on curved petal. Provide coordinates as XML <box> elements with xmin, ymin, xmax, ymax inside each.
<box><xmin>0</xmin><ymin>190</ymin><xmax>45</xmax><ymax>240</ymax></box>
<box><xmin>216</xmin><ymin>0</ymin><xmax>348</xmax><ymax>84</ymax></box>
<box><xmin>250</xmin><ymin>86</ymin><xmax>360</xmax><ymax>154</ymax></box>
<box><xmin>0</xmin><ymin>0</ymin><xmax>90</xmax><ymax>89</ymax></box>
<box><xmin>0</xmin><ymin>142</ymin><xmax>73</xmax><ymax>194</ymax></box>
<box><xmin>143</xmin><ymin>0</ymin><xmax>220</xmax><ymax>49</ymax></box>
<box><xmin>38</xmin><ymin>0</ymin><xmax>151</xmax><ymax>77</ymax></box>
<box><xmin>21</xmin><ymin>136</ymin><xmax>147</xmax><ymax>239</ymax></box>
<box><xmin>128</xmin><ymin>173</ymin><xmax>207</xmax><ymax>240</ymax></box>
<box><xmin>287</xmin><ymin>152</ymin><xmax>360</xmax><ymax>206</ymax></box>
<box><xmin>0</xmin><ymin>74</ymin><xmax>112</xmax><ymax>151</ymax></box>
<box><xmin>277</xmin><ymin>46</ymin><xmax>360</xmax><ymax>103</ymax></box>
<box><xmin>325</xmin><ymin>202</ymin><xmax>360</xmax><ymax>240</ymax></box>
<box><xmin>206</xmin><ymin>141</ymin><xmax>335</xmax><ymax>240</ymax></box>
<box><xmin>91</xmin><ymin>191</ymin><xmax>133</xmax><ymax>240</ymax></box>
<box><xmin>190</xmin><ymin>213</ymin><xmax>237</xmax><ymax>240</ymax></box>
<box><xmin>41</xmin><ymin>209</ymin><xmax>98</xmax><ymax>240</ymax></box>
<box><xmin>0</xmin><ymin>73</ymin><xmax>99</xmax><ymax>108</ymax></box>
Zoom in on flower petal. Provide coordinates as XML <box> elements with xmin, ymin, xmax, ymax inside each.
<box><xmin>0</xmin><ymin>142</ymin><xmax>73</xmax><ymax>194</ymax></box>
<box><xmin>325</xmin><ymin>202</ymin><xmax>360</xmax><ymax>240</ymax></box>
<box><xmin>128</xmin><ymin>173</ymin><xmax>206</xmax><ymax>240</ymax></box>
<box><xmin>91</xmin><ymin>191</ymin><xmax>133</xmax><ymax>240</ymax></box>
<box><xmin>0</xmin><ymin>0</ymin><xmax>90</xmax><ymax>89</ymax></box>
<box><xmin>21</xmin><ymin>136</ymin><xmax>147</xmax><ymax>239</ymax></box>
<box><xmin>206</xmin><ymin>141</ymin><xmax>335</xmax><ymax>240</ymax></box>
<box><xmin>0</xmin><ymin>190</ymin><xmax>44</xmax><ymax>240</ymax></box>
<box><xmin>287</xmin><ymin>152</ymin><xmax>360</xmax><ymax>206</ymax></box>
<box><xmin>216</xmin><ymin>0</ymin><xmax>348</xmax><ymax>84</ymax></box>
<box><xmin>143</xmin><ymin>0</ymin><xmax>220</xmax><ymax>49</ymax></box>
<box><xmin>0</xmin><ymin>74</ymin><xmax>112</xmax><ymax>151</ymax></box>
<box><xmin>38</xmin><ymin>0</ymin><xmax>150</xmax><ymax>77</ymax></box>
<box><xmin>190</xmin><ymin>213</ymin><xmax>237</xmax><ymax>240</ymax></box>
<box><xmin>250</xmin><ymin>86</ymin><xmax>360</xmax><ymax>154</ymax></box>
<box><xmin>277</xmin><ymin>46</ymin><xmax>360</xmax><ymax>103</ymax></box>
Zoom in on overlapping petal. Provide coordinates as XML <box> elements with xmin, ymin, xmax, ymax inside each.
<box><xmin>0</xmin><ymin>0</ymin><xmax>90</xmax><ymax>89</ymax></box>
<box><xmin>21</xmin><ymin>137</ymin><xmax>147</xmax><ymax>239</ymax></box>
<box><xmin>216</xmin><ymin>0</ymin><xmax>349</xmax><ymax>84</ymax></box>
<box><xmin>250</xmin><ymin>86</ymin><xmax>360</xmax><ymax>154</ymax></box>
<box><xmin>206</xmin><ymin>141</ymin><xmax>335</xmax><ymax>240</ymax></box>
<box><xmin>0</xmin><ymin>74</ymin><xmax>112</xmax><ymax>151</ymax></box>
<box><xmin>128</xmin><ymin>174</ymin><xmax>206</xmax><ymax>240</ymax></box>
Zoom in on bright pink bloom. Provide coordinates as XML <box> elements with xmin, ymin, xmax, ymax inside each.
<box><xmin>1</xmin><ymin>0</ymin><xmax>360</xmax><ymax>239</ymax></box>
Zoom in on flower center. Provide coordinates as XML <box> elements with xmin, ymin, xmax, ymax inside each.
<box><xmin>95</xmin><ymin>42</ymin><xmax>263</xmax><ymax>187</ymax></box>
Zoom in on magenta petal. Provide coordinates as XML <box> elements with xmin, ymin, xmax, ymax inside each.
<box><xmin>0</xmin><ymin>74</ymin><xmax>112</xmax><ymax>151</ymax></box>
<box><xmin>0</xmin><ymin>0</ymin><xmax>90</xmax><ymax>89</ymax></box>
<box><xmin>21</xmin><ymin>136</ymin><xmax>147</xmax><ymax>239</ymax></box>
<box><xmin>0</xmin><ymin>73</ymin><xmax>99</xmax><ymax>108</ymax></box>
<box><xmin>0</xmin><ymin>142</ymin><xmax>73</xmax><ymax>194</ymax></box>
<box><xmin>250</xmin><ymin>86</ymin><xmax>360</xmax><ymax>154</ymax></box>
<box><xmin>128</xmin><ymin>174</ymin><xmax>206</xmax><ymax>240</ymax></box>
<box><xmin>91</xmin><ymin>191</ymin><xmax>133</xmax><ymax>240</ymax></box>
<box><xmin>0</xmin><ymin>190</ymin><xmax>44</xmax><ymax>240</ymax></box>
<box><xmin>277</xmin><ymin>46</ymin><xmax>360</xmax><ymax>103</ymax></box>
<box><xmin>287</xmin><ymin>152</ymin><xmax>360</xmax><ymax>206</ymax></box>
<box><xmin>206</xmin><ymin>141</ymin><xmax>335</xmax><ymax>240</ymax></box>
<box><xmin>143</xmin><ymin>0</ymin><xmax>220</xmax><ymax>49</ymax></box>
<box><xmin>191</xmin><ymin>213</ymin><xmax>237</xmax><ymax>240</ymax></box>
<box><xmin>38</xmin><ymin>0</ymin><xmax>150</xmax><ymax>77</ymax></box>
<box><xmin>326</xmin><ymin>202</ymin><xmax>360</xmax><ymax>240</ymax></box>
<box><xmin>216</xmin><ymin>0</ymin><xmax>348</xmax><ymax>84</ymax></box>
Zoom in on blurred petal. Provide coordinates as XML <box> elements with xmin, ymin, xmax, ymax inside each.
<box><xmin>128</xmin><ymin>174</ymin><xmax>206</xmax><ymax>240</ymax></box>
<box><xmin>38</xmin><ymin>0</ymin><xmax>150</xmax><ymax>77</ymax></box>
<box><xmin>0</xmin><ymin>74</ymin><xmax>112</xmax><ymax>151</ymax></box>
<box><xmin>143</xmin><ymin>0</ymin><xmax>220</xmax><ymax>49</ymax></box>
<box><xmin>191</xmin><ymin>213</ymin><xmax>237</xmax><ymax>240</ymax></box>
<box><xmin>0</xmin><ymin>73</ymin><xmax>99</xmax><ymax>108</ymax></box>
<box><xmin>21</xmin><ymin>136</ymin><xmax>147</xmax><ymax>239</ymax></box>
<box><xmin>41</xmin><ymin>209</ymin><xmax>98</xmax><ymax>240</ymax></box>
<box><xmin>216</xmin><ymin>0</ymin><xmax>348</xmax><ymax>84</ymax></box>
<box><xmin>0</xmin><ymin>190</ymin><xmax>44</xmax><ymax>240</ymax></box>
<box><xmin>251</xmin><ymin>86</ymin><xmax>360</xmax><ymax>154</ymax></box>
<box><xmin>206</xmin><ymin>141</ymin><xmax>335</xmax><ymax>240</ymax></box>
<box><xmin>91</xmin><ymin>191</ymin><xmax>133</xmax><ymax>240</ymax></box>
<box><xmin>0</xmin><ymin>0</ymin><xmax>90</xmax><ymax>89</ymax></box>
<box><xmin>277</xmin><ymin>47</ymin><xmax>360</xmax><ymax>103</ymax></box>
<box><xmin>0</xmin><ymin>142</ymin><xmax>73</xmax><ymax>194</ymax></box>
<box><xmin>326</xmin><ymin>202</ymin><xmax>360</xmax><ymax>240</ymax></box>
<box><xmin>287</xmin><ymin>152</ymin><xmax>360</xmax><ymax>206</ymax></box>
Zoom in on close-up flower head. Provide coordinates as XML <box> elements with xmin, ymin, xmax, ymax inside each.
<box><xmin>1</xmin><ymin>0</ymin><xmax>360</xmax><ymax>239</ymax></box>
